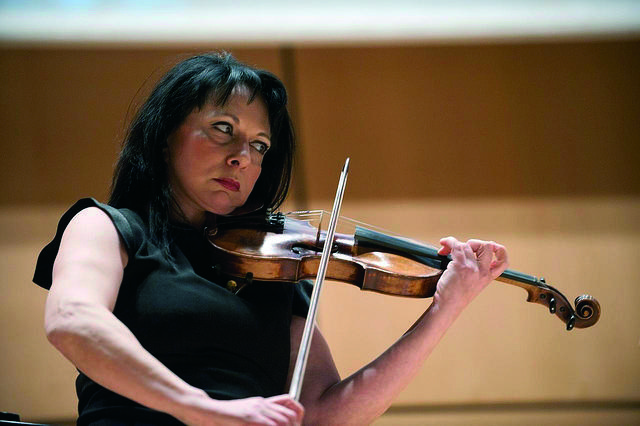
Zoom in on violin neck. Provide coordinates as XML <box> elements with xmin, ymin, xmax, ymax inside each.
<box><xmin>354</xmin><ymin>226</ymin><xmax>602</xmax><ymax>330</ymax></box>
<box><xmin>354</xmin><ymin>226</ymin><xmax>542</xmax><ymax>288</ymax></box>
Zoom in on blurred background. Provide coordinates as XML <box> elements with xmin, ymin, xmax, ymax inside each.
<box><xmin>1</xmin><ymin>0</ymin><xmax>639</xmax><ymax>424</ymax></box>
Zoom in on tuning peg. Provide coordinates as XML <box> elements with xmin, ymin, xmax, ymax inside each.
<box><xmin>566</xmin><ymin>315</ymin><xmax>576</xmax><ymax>331</ymax></box>
<box><xmin>548</xmin><ymin>297</ymin><xmax>556</xmax><ymax>314</ymax></box>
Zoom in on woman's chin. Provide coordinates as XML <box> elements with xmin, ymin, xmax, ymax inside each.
<box><xmin>206</xmin><ymin>206</ymin><xmax>235</xmax><ymax>216</ymax></box>
<box><xmin>202</xmin><ymin>193</ymin><xmax>247</xmax><ymax>216</ymax></box>
<box><xmin>205</xmin><ymin>201</ymin><xmax>245</xmax><ymax>216</ymax></box>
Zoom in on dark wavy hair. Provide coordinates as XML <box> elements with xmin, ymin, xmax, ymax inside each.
<box><xmin>109</xmin><ymin>52</ymin><xmax>294</xmax><ymax>256</ymax></box>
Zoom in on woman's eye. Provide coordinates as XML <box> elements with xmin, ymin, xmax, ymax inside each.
<box><xmin>213</xmin><ymin>123</ymin><xmax>232</xmax><ymax>135</ymax></box>
<box><xmin>251</xmin><ymin>141</ymin><xmax>270</xmax><ymax>155</ymax></box>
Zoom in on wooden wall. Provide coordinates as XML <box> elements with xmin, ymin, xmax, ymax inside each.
<box><xmin>0</xmin><ymin>40</ymin><xmax>639</xmax><ymax>424</ymax></box>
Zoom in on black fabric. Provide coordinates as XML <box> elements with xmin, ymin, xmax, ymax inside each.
<box><xmin>33</xmin><ymin>198</ymin><xmax>313</xmax><ymax>425</ymax></box>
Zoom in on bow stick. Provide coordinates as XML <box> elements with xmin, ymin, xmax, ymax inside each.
<box><xmin>288</xmin><ymin>158</ymin><xmax>350</xmax><ymax>401</ymax></box>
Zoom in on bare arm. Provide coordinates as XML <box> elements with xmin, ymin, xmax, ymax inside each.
<box><xmin>46</xmin><ymin>207</ymin><xmax>303</xmax><ymax>425</ymax></box>
<box><xmin>292</xmin><ymin>237</ymin><xmax>509</xmax><ymax>425</ymax></box>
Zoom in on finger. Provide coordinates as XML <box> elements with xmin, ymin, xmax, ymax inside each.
<box><xmin>438</xmin><ymin>236</ymin><xmax>459</xmax><ymax>255</ymax></box>
<box><xmin>268</xmin><ymin>394</ymin><xmax>303</xmax><ymax>409</ymax></box>
<box><xmin>461</xmin><ymin>241</ymin><xmax>475</xmax><ymax>262</ymax></box>
<box><xmin>270</xmin><ymin>401</ymin><xmax>299</xmax><ymax>419</ymax></box>
<box><xmin>450</xmin><ymin>241</ymin><xmax>467</xmax><ymax>265</ymax></box>
<box><xmin>466</xmin><ymin>238</ymin><xmax>488</xmax><ymax>252</ymax></box>
<box><xmin>264</xmin><ymin>407</ymin><xmax>291</xmax><ymax>426</ymax></box>
<box><xmin>467</xmin><ymin>239</ymin><xmax>495</xmax><ymax>272</ymax></box>
<box><xmin>493</xmin><ymin>243</ymin><xmax>508</xmax><ymax>264</ymax></box>
<box><xmin>282</xmin><ymin>400</ymin><xmax>304</xmax><ymax>421</ymax></box>
<box><xmin>269</xmin><ymin>395</ymin><xmax>305</xmax><ymax>421</ymax></box>
<box><xmin>489</xmin><ymin>243</ymin><xmax>509</xmax><ymax>278</ymax></box>
<box><xmin>252</xmin><ymin>401</ymin><xmax>291</xmax><ymax>426</ymax></box>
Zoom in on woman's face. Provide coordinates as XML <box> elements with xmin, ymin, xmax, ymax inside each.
<box><xmin>166</xmin><ymin>87</ymin><xmax>271</xmax><ymax>225</ymax></box>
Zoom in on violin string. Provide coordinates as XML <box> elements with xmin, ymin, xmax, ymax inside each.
<box><xmin>283</xmin><ymin>210</ymin><xmax>441</xmax><ymax>249</ymax></box>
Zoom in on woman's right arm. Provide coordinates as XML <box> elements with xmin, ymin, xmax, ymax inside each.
<box><xmin>45</xmin><ymin>207</ymin><xmax>303</xmax><ymax>426</ymax></box>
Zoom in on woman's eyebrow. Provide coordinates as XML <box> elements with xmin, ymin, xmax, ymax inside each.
<box><xmin>207</xmin><ymin>111</ymin><xmax>239</xmax><ymax>122</ymax></box>
<box><xmin>209</xmin><ymin>111</ymin><xmax>271</xmax><ymax>140</ymax></box>
<box><xmin>258</xmin><ymin>131</ymin><xmax>271</xmax><ymax>141</ymax></box>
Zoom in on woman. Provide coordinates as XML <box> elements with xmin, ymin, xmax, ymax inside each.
<box><xmin>34</xmin><ymin>52</ymin><xmax>509</xmax><ymax>425</ymax></box>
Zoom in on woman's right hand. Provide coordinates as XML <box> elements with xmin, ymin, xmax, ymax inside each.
<box><xmin>179</xmin><ymin>393</ymin><xmax>305</xmax><ymax>426</ymax></box>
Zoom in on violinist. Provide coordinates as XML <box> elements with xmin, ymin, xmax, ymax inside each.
<box><xmin>33</xmin><ymin>52</ymin><xmax>509</xmax><ymax>425</ymax></box>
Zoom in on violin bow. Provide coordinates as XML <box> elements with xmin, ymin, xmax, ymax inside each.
<box><xmin>288</xmin><ymin>158</ymin><xmax>350</xmax><ymax>401</ymax></box>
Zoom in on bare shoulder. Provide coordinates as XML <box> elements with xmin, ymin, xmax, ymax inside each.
<box><xmin>51</xmin><ymin>207</ymin><xmax>128</xmax><ymax>309</ymax></box>
<box><xmin>66</xmin><ymin>206</ymin><xmax>121</xmax><ymax>236</ymax></box>
<box><xmin>61</xmin><ymin>207</ymin><xmax>128</xmax><ymax>264</ymax></box>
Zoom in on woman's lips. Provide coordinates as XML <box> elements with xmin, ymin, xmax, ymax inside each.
<box><xmin>213</xmin><ymin>178</ymin><xmax>240</xmax><ymax>192</ymax></box>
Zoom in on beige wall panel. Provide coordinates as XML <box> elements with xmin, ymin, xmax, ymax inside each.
<box><xmin>0</xmin><ymin>47</ymin><xmax>284</xmax><ymax>206</ymax></box>
<box><xmin>0</xmin><ymin>206</ymin><xmax>78</xmax><ymax>421</ymax></box>
<box><xmin>292</xmin><ymin>41</ymin><xmax>640</xmax><ymax>201</ymax></box>
<box><xmin>2</xmin><ymin>41</ymin><xmax>639</xmax><ymax>422</ymax></box>
<box><xmin>293</xmin><ymin>41</ymin><xmax>640</xmax><ymax>411</ymax></box>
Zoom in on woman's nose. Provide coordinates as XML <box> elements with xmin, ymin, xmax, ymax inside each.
<box><xmin>227</xmin><ymin>138</ymin><xmax>251</xmax><ymax>168</ymax></box>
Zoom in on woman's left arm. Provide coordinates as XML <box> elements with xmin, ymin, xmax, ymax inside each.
<box><xmin>289</xmin><ymin>237</ymin><xmax>509</xmax><ymax>425</ymax></box>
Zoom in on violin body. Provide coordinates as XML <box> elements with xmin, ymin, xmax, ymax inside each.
<box><xmin>206</xmin><ymin>211</ymin><xmax>600</xmax><ymax>331</ymax></box>
<box><xmin>207</xmin><ymin>215</ymin><xmax>442</xmax><ymax>297</ymax></box>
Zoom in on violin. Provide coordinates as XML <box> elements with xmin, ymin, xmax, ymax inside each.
<box><xmin>206</xmin><ymin>210</ymin><xmax>601</xmax><ymax>331</ymax></box>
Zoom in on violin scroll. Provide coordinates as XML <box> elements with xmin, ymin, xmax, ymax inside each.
<box><xmin>573</xmin><ymin>294</ymin><xmax>601</xmax><ymax>329</ymax></box>
<box><xmin>510</xmin><ymin>276</ymin><xmax>601</xmax><ymax>330</ymax></box>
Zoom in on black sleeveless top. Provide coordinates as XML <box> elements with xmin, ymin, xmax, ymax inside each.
<box><xmin>33</xmin><ymin>198</ymin><xmax>312</xmax><ymax>425</ymax></box>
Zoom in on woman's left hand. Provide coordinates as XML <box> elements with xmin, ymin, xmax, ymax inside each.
<box><xmin>434</xmin><ymin>237</ymin><xmax>509</xmax><ymax>314</ymax></box>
